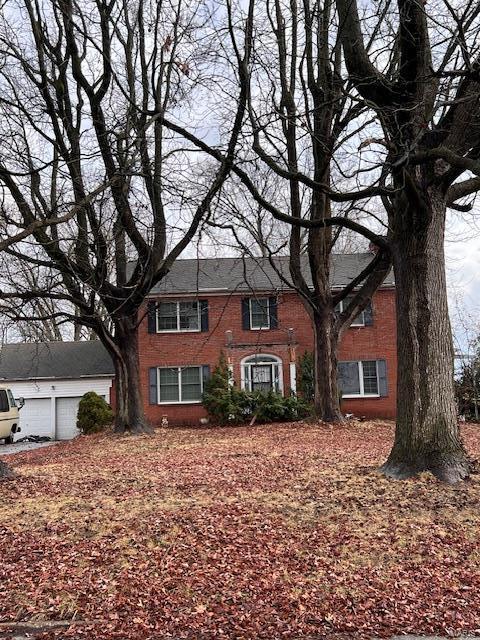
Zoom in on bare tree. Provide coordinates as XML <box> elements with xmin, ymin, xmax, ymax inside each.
<box><xmin>0</xmin><ymin>0</ymin><xmax>253</xmax><ymax>432</ymax></box>
<box><xmin>334</xmin><ymin>0</ymin><xmax>480</xmax><ymax>480</ymax></box>
<box><xmin>179</xmin><ymin>0</ymin><xmax>392</xmax><ymax>421</ymax></box>
<box><xmin>0</xmin><ymin>254</ymin><xmax>102</xmax><ymax>341</ymax></box>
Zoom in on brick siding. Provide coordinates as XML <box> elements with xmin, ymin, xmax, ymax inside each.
<box><xmin>136</xmin><ymin>288</ymin><xmax>397</xmax><ymax>426</ymax></box>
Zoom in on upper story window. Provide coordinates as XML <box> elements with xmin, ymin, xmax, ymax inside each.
<box><xmin>338</xmin><ymin>359</ymin><xmax>387</xmax><ymax>398</ymax></box>
<box><xmin>242</xmin><ymin>296</ymin><xmax>278</xmax><ymax>331</ymax></box>
<box><xmin>335</xmin><ymin>295</ymin><xmax>373</xmax><ymax>327</ymax></box>
<box><xmin>157</xmin><ymin>301</ymin><xmax>200</xmax><ymax>332</ymax></box>
<box><xmin>147</xmin><ymin>299</ymin><xmax>209</xmax><ymax>334</ymax></box>
<box><xmin>250</xmin><ymin>298</ymin><xmax>270</xmax><ymax>329</ymax></box>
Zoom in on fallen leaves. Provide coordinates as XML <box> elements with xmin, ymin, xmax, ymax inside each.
<box><xmin>0</xmin><ymin>420</ymin><xmax>479</xmax><ymax>639</ymax></box>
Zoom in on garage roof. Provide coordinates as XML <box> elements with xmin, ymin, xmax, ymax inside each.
<box><xmin>0</xmin><ymin>341</ymin><xmax>115</xmax><ymax>381</ymax></box>
<box><xmin>146</xmin><ymin>253</ymin><xmax>394</xmax><ymax>295</ymax></box>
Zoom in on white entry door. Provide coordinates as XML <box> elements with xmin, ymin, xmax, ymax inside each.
<box><xmin>55</xmin><ymin>397</ymin><xmax>82</xmax><ymax>440</ymax></box>
<box><xmin>20</xmin><ymin>398</ymin><xmax>52</xmax><ymax>439</ymax></box>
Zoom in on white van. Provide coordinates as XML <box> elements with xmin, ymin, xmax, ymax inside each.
<box><xmin>0</xmin><ymin>387</ymin><xmax>24</xmax><ymax>444</ymax></box>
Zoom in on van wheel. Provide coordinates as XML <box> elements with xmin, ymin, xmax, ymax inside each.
<box><xmin>4</xmin><ymin>433</ymin><xmax>14</xmax><ymax>445</ymax></box>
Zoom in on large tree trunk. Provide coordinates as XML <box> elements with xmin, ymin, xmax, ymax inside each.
<box><xmin>312</xmin><ymin>311</ymin><xmax>344</xmax><ymax>422</ymax></box>
<box><xmin>381</xmin><ymin>190</ymin><xmax>469</xmax><ymax>483</ymax></box>
<box><xmin>112</xmin><ymin>315</ymin><xmax>153</xmax><ymax>435</ymax></box>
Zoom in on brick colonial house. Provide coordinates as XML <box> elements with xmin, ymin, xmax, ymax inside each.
<box><xmin>139</xmin><ymin>254</ymin><xmax>397</xmax><ymax>425</ymax></box>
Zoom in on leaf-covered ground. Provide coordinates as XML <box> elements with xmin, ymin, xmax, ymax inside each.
<box><xmin>1</xmin><ymin>421</ymin><xmax>480</xmax><ymax>639</ymax></box>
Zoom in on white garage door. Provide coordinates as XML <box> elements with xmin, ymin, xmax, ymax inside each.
<box><xmin>55</xmin><ymin>397</ymin><xmax>82</xmax><ymax>440</ymax></box>
<box><xmin>20</xmin><ymin>398</ymin><xmax>52</xmax><ymax>439</ymax></box>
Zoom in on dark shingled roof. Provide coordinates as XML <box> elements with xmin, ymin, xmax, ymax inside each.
<box><xmin>0</xmin><ymin>341</ymin><xmax>115</xmax><ymax>381</ymax></box>
<box><xmin>148</xmin><ymin>253</ymin><xmax>394</xmax><ymax>295</ymax></box>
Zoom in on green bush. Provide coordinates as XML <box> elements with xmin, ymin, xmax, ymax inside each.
<box><xmin>202</xmin><ymin>352</ymin><xmax>237</xmax><ymax>423</ymax></box>
<box><xmin>298</xmin><ymin>351</ymin><xmax>314</xmax><ymax>403</ymax></box>
<box><xmin>76</xmin><ymin>391</ymin><xmax>114</xmax><ymax>434</ymax></box>
<box><xmin>203</xmin><ymin>354</ymin><xmax>311</xmax><ymax>425</ymax></box>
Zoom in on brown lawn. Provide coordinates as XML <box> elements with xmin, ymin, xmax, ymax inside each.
<box><xmin>1</xmin><ymin>421</ymin><xmax>480</xmax><ymax>639</ymax></box>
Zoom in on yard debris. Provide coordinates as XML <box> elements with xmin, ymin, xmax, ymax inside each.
<box><xmin>0</xmin><ymin>421</ymin><xmax>480</xmax><ymax>639</ymax></box>
<box><xmin>15</xmin><ymin>435</ymin><xmax>52</xmax><ymax>443</ymax></box>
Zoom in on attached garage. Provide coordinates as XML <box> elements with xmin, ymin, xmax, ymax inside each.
<box><xmin>0</xmin><ymin>342</ymin><xmax>114</xmax><ymax>441</ymax></box>
<box><xmin>20</xmin><ymin>398</ymin><xmax>52</xmax><ymax>439</ymax></box>
<box><xmin>55</xmin><ymin>397</ymin><xmax>83</xmax><ymax>440</ymax></box>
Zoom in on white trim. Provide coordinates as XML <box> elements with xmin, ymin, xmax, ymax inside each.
<box><xmin>249</xmin><ymin>297</ymin><xmax>271</xmax><ymax>330</ymax></box>
<box><xmin>156</xmin><ymin>300</ymin><xmax>201</xmax><ymax>334</ymax></box>
<box><xmin>240</xmin><ymin>354</ymin><xmax>284</xmax><ymax>394</ymax></box>
<box><xmin>156</xmin><ymin>366</ymin><xmax>204</xmax><ymax>404</ymax></box>
<box><xmin>289</xmin><ymin>362</ymin><xmax>297</xmax><ymax>393</ymax></box>
<box><xmin>342</xmin><ymin>394</ymin><xmax>380</xmax><ymax>398</ymax></box>
<box><xmin>50</xmin><ymin>397</ymin><xmax>56</xmax><ymax>438</ymax></box>
<box><xmin>146</xmin><ymin>285</ymin><xmax>395</xmax><ymax>299</ymax></box>
<box><xmin>157</xmin><ymin>401</ymin><xmax>203</xmax><ymax>405</ymax></box>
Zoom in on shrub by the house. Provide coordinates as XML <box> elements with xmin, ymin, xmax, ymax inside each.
<box><xmin>298</xmin><ymin>351</ymin><xmax>314</xmax><ymax>403</ymax></box>
<box><xmin>77</xmin><ymin>392</ymin><xmax>114</xmax><ymax>434</ymax></box>
<box><xmin>203</xmin><ymin>353</ymin><xmax>311</xmax><ymax>425</ymax></box>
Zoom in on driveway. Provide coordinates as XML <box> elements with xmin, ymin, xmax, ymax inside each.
<box><xmin>0</xmin><ymin>441</ymin><xmax>58</xmax><ymax>456</ymax></box>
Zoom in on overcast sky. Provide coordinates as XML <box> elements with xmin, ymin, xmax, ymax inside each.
<box><xmin>445</xmin><ymin>210</ymin><xmax>480</xmax><ymax>355</ymax></box>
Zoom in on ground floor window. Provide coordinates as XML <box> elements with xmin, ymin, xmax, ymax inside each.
<box><xmin>158</xmin><ymin>366</ymin><xmax>203</xmax><ymax>403</ymax></box>
<box><xmin>241</xmin><ymin>355</ymin><xmax>283</xmax><ymax>394</ymax></box>
<box><xmin>338</xmin><ymin>360</ymin><xmax>383</xmax><ymax>397</ymax></box>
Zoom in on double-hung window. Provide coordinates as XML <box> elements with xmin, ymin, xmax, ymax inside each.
<box><xmin>250</xmin><ymin>298</ymin><xmax>270</xmax><ymax>329</ymax></box>
<box><xmin>242</xmin><ymin>296</ymin><xmax>278</xmax><ymax>330</ymax></box>
<box><xmin>335</xmin><ymin>295</ymin><xmax>372</xmax><ymax>327</ymax></box>
<box><xmin>338</xmin><ymin>360</ymin><xmax>384</xmax><ymax>397</ymax></box>
<box><xmin>157</xmin><ymin>301</ymin><xmax>200</xmax><ymax>332</ymax></box>
<box><xmin>157</xmin><ymin>366</ymin><xmax>203</xmax><ymax>403</ymax></box>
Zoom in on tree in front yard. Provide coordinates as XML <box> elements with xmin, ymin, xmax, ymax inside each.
<box><xmin>0</xmin><ymin>0</ymin><xmax>253</xmax><ymax>433</ymax></box>
<box><xmin>335</xmin><ymin>0</ymin><xmax>480</xmax><ymax>481</ymax></box>
<box><xmin>183</xmin><ymin>0</ymin><xmax>393</xmax><ymax>422</ymax></box>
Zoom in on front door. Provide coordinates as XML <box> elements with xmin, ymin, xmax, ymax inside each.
<box><xmin>251</xmin><ymin>364</ymin><xmax>273</xmax><ymax>393</ymax></box>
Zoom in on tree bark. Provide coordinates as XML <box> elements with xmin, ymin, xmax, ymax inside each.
<box><xmin>0</xmin><ymin>460</ymin><xmax>12</xmax><ymax>479</ymax></box>
<box><xmin>381</xmin><ymin>189</ymin><xmax>469</xmax><ymax>483</ymax></box>
<box><xmin>111</xmin><ymin>315</ymin><xmax>153</xmax><ymax>435</ymax></box>
<box><xmin>312</xmin><ymin>311</ymin><xmax>344</xmax><ymax>422</ymax></box>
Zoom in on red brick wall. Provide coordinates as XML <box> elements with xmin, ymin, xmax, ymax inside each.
<box><xmin>137</xmin><ymin>288</ymin><xmax>397</xmax><ymax>426</ymax></box>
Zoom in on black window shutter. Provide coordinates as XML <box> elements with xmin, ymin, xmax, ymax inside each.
<box><xmin>377</xmin><ymin>359</ymin><xmax>388</xmax><ymax>396</ymax></box>
<box><xmin>269</xmin><ymin>297</ymin><xmax>278</xmax><ymax>329</ymax></box>
<box><xmin>364</xmin><ymin>300</ymin><xmax>373</xmax><ymax>326</ymax></box>
<box><xmin>200</xmin><ymin>300</ymin><xmax>209</xmax><ymax>332</ymax></box>
<box><xmin>202</xmin><ymin>365</ymin><xmax>211</xmax><ymax>389</ymax></box>
<box><xmin>149</xmin><ymin>367</ymin><xmax>158</xmax><ymax>404</ymax></box>
<box><xmin>147</xmin><ymin>301</ymin><xmax>157</xmax><ymax>334</ymax></box>
<box><xmin>241</xmin><ymin>298</ymin><xmax>250</xmax><ymax>330</ymax></box>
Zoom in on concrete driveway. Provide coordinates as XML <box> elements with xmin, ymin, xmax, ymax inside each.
<box><xmin>0</xmin><ymin>441</ymin><xmax>58</xmax><ymax>456</ymax></box>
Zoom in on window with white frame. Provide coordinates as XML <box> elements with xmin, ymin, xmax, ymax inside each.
<box><xmin>241</xmin><ymin>355</ymin><xmax>283</xmax><ymax>394</ymax></box>
<box><xmin>338</xmin><ymin>360</ymin><xmax>379</xmax><ymax>397</ymax></box>
<box><xmin>249</xmin><ymin>298</ymin><xmax>270</xmax><ymax>329</ymax></box>
<box><xmin>156</xmin><ymin>300</ymin><xmax>200</xmax><ymax>332</ymax></box>
<box><xmin>335</xmin><ymin>295</ymin><xmax>371</xmax><ymax>327</ymax></box>
<box><xmin>158</xmin><ymin>366</ymin><xmax>203</xmax><ymax>403</ymax></box>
